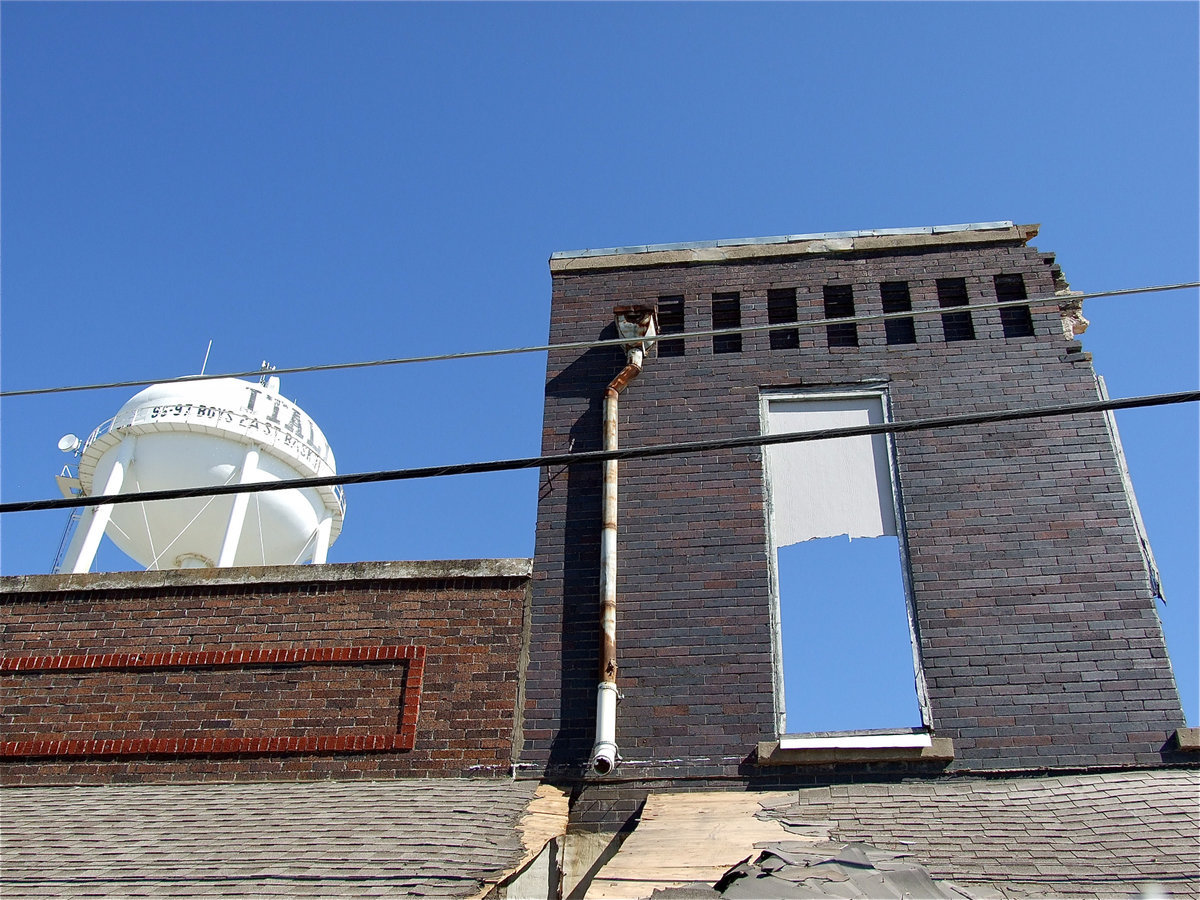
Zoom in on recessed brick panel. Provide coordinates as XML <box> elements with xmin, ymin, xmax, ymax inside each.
<box><xmin>1</xmin><ymin>645</ymin><xmax>423</xmax><ymax>756</ymax></box>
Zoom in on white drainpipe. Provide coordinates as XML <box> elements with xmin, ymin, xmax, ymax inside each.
<box><xmin>590</xmin><ymin>307</ymin><xmax>657</xmax><ymax>776</ymax></box>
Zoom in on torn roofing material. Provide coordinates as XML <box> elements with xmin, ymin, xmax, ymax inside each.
<box><xmin>586</xmin><ymin>771</ymin><xmax>1198</xmax><ymax>899</ymax></box>
<box><xmin>651</xmin><ymin>843</ymin><xmax>978</xmax><ymax>900</ymax></box>
<box><xmin>0</xmin><ymin>778</ymin><xmax>547</xmax><ymax>898</ymax></box>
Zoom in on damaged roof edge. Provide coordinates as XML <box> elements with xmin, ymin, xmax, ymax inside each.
<box><xmin>550</xmin><ymin>222</ymin><xmax>1039</xmax><ymax>272</ymax></box>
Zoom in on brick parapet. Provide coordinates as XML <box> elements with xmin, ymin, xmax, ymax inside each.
<box><xmin>522</xmin><ymin>236</ymin><xmax>1185</xmax><ymax>789</ymax></box>
<box><xmin>1</xmin><ymin>563</ymin><xmax>531</xmax><ymax>784</ymax></box>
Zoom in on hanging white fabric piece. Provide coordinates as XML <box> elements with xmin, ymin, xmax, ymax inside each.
<box><xmin>765</xmin><ymin>395</ymin><xmax>897</xmax><ymax>546</ymax></box>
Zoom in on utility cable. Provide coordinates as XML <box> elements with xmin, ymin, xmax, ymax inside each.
<box><xmin>2</xmin><ymin>388</ymin><xmax>1195</xmax><ymax>514</ymax></box>
<box><xmin>1</xmin><ymin>282</ymin><xmax>1196</xmax><ymax>399</ymax></box>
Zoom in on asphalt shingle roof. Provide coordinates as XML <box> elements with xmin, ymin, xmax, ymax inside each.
<box><xmin>1</xmin><ymin>778</ymin><xmax>540</xmax><ymax>898</ymax></box>
<box><xmin>756</xmin><ymin>769</ymin><xmax>1199</xmax><ymax>899</ymax></box>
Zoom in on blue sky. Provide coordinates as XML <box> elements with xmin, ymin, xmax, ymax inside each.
<box><xmin>2</xmin><ymin>2</ymin><xmax>1196</xmax><ymax>724</ymax></box>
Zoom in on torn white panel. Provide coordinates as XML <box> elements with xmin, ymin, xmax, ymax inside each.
<box><xmin>766</xmin><ymin>395</ymin><xmax>897</xmax><ymax>545</ymax></box>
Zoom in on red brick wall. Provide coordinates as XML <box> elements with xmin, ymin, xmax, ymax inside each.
<box><xmin>1</xmin><ymin>560</ymin><xmax>530</xmax><ymax>784</ymax></box>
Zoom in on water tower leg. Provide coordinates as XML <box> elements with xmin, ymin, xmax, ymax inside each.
<box><xmin>69</xmin><ymin>436</ymin><xmax>136</xmax><ymax>574</ymax></box>
<box><xmin>311</xmin><ymin>513</ymin><xmax>333</xmax><ymax>564</ymax></box>
<box><xmin>58</xmin><ymin>506</ymin><xmax>98</xmax><ymax>574</ymax></box>
<box><xmin>217</xmin><ymin>446</ymin><xmax>260</xmax><ymax>568</ymax></box>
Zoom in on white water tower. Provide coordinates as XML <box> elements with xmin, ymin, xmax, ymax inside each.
<box><xmin>56</xmin><ymin>375</ymin><xmax>345</xmax><ymax>573</ymax></box>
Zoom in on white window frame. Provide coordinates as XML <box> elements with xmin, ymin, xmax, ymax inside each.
<box><xmin>759</xmin><ymin>386</ymin><xmax>932</xmax><ymax>740</ymax></box>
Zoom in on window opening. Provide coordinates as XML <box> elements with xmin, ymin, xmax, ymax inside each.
<box><xmin>823</xmin><ymin>285</ymin><xmax>858</xmax><ymax>347</ymax></box>
<box><xmin>994</xmin><ymin>273</ymin><xmax>1035</xmax><ymax>338</ymax></box>
<box><xmin>767</xmin><ymin>288</ymin><xmax>799</xmax><ymax>350</ymax></box>
<box><xmin>712</xmin><ymin>293</ymin><xmax>742</xmax><ymax>354</ymax></box>
<box><xmin>776</xmin><ymin>537</ymin><xmax>921</xmax><ymax>732</ymax></box>
<box><xmin>657</xmin><ymin>295</ymin><xmax>686</xmax><ymax>357</ymax></box>
<box><xmin>880</xmin><ymin>281</ymin><xmax>916</xmax><ymax>345</ymax></box>
<box><xmin>936</xmin><ymin>278</ymin><xmax>975</xmax><ymax>341</ymax></box>
<box><xmin>763</xmin><ymin>393</ymin><xmax>925</xmax><ymax>735</ymax></box>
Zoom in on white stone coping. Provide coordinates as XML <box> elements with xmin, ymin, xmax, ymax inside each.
<box><xmin>550</xmin><ymin>222</ymin><xmax>1039</xmax><ymax>272</ymax></box>
<box><xmin>758</xmin><ymin>730</ymin><xmax>955</xmax><ymax>765</ymax></box>
<box><xmin>779</xmin><ymin>731</ymin><xmax>933</xmax><ymax>750</ymax></box>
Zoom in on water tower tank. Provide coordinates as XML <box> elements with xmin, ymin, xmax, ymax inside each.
<box><xmin>61</xmin><ymin>375</ymin><xmax>345</xmax><ymax>572</ymax></box>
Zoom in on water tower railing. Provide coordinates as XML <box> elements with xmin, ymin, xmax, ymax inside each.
<box><xmin>83</xmin><ymin>417</ymin><xmax>117</xmax><ymax>452</ymax></box>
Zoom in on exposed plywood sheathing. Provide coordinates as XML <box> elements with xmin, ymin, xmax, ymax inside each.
<box><xmin>518</xmin><ymin>783</ymin><xmax>572</xmax><ymax>858</ymax></box>
<box><xmin>474</xmin><ymin>783</ymin><xmax>571</xmax><ymax>900</ymax></box>
<box><xmin>584</xmin><ymin>791</ymin><xmax>801</xmax><ymax>900</ymax></box>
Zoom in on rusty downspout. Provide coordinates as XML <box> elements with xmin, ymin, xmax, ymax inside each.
<box><xmin>590</xmin><ymin>308</ymin><xmax>656</xmax><ymax>776</ymax></box>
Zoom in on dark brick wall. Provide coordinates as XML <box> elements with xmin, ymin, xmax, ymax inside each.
<box><xmin>522</xmin><ymin>235</ymin><xmax>1186</xmax><ymax>783</ymax></box>
<box><xmin>1</xmin><ymin>563</ymin><xmax>530</xmax><ymax>784</ymax></box>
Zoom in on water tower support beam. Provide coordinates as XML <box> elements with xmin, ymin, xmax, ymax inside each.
<box><xmin>58</xmin><ymin>507</ymin><xmax>98</xmax><ymax>574</ymax></box>
<box><xmin>68</xmin><ymin>436</ymin><xmax>136</xmax><ymax>575</ymax></box>
<box><xmin>217</xmin><ymin>446</ymin><xmax>260</xmax><ymax>568</ymax></box>
<box><xmin>311</xmin><ymin>513</ymin><xmax>333</xmax><ymax>565</ymax></box>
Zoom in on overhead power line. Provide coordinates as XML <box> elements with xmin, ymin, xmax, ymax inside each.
<box><xmin>2</xmin><ymin>388</ymin><xmax>1195</xmax><ymax>515</ymax></box>
<box><xmin>2</xmin><ymin>281</ymin><xmax>1196</xmax><ymax>399</ymax></box>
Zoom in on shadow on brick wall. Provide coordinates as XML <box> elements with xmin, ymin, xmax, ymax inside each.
<box><xmin>541</xmin><ymin>332</ymin><xmax>626</xmax><ymax>772</ymax></box>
